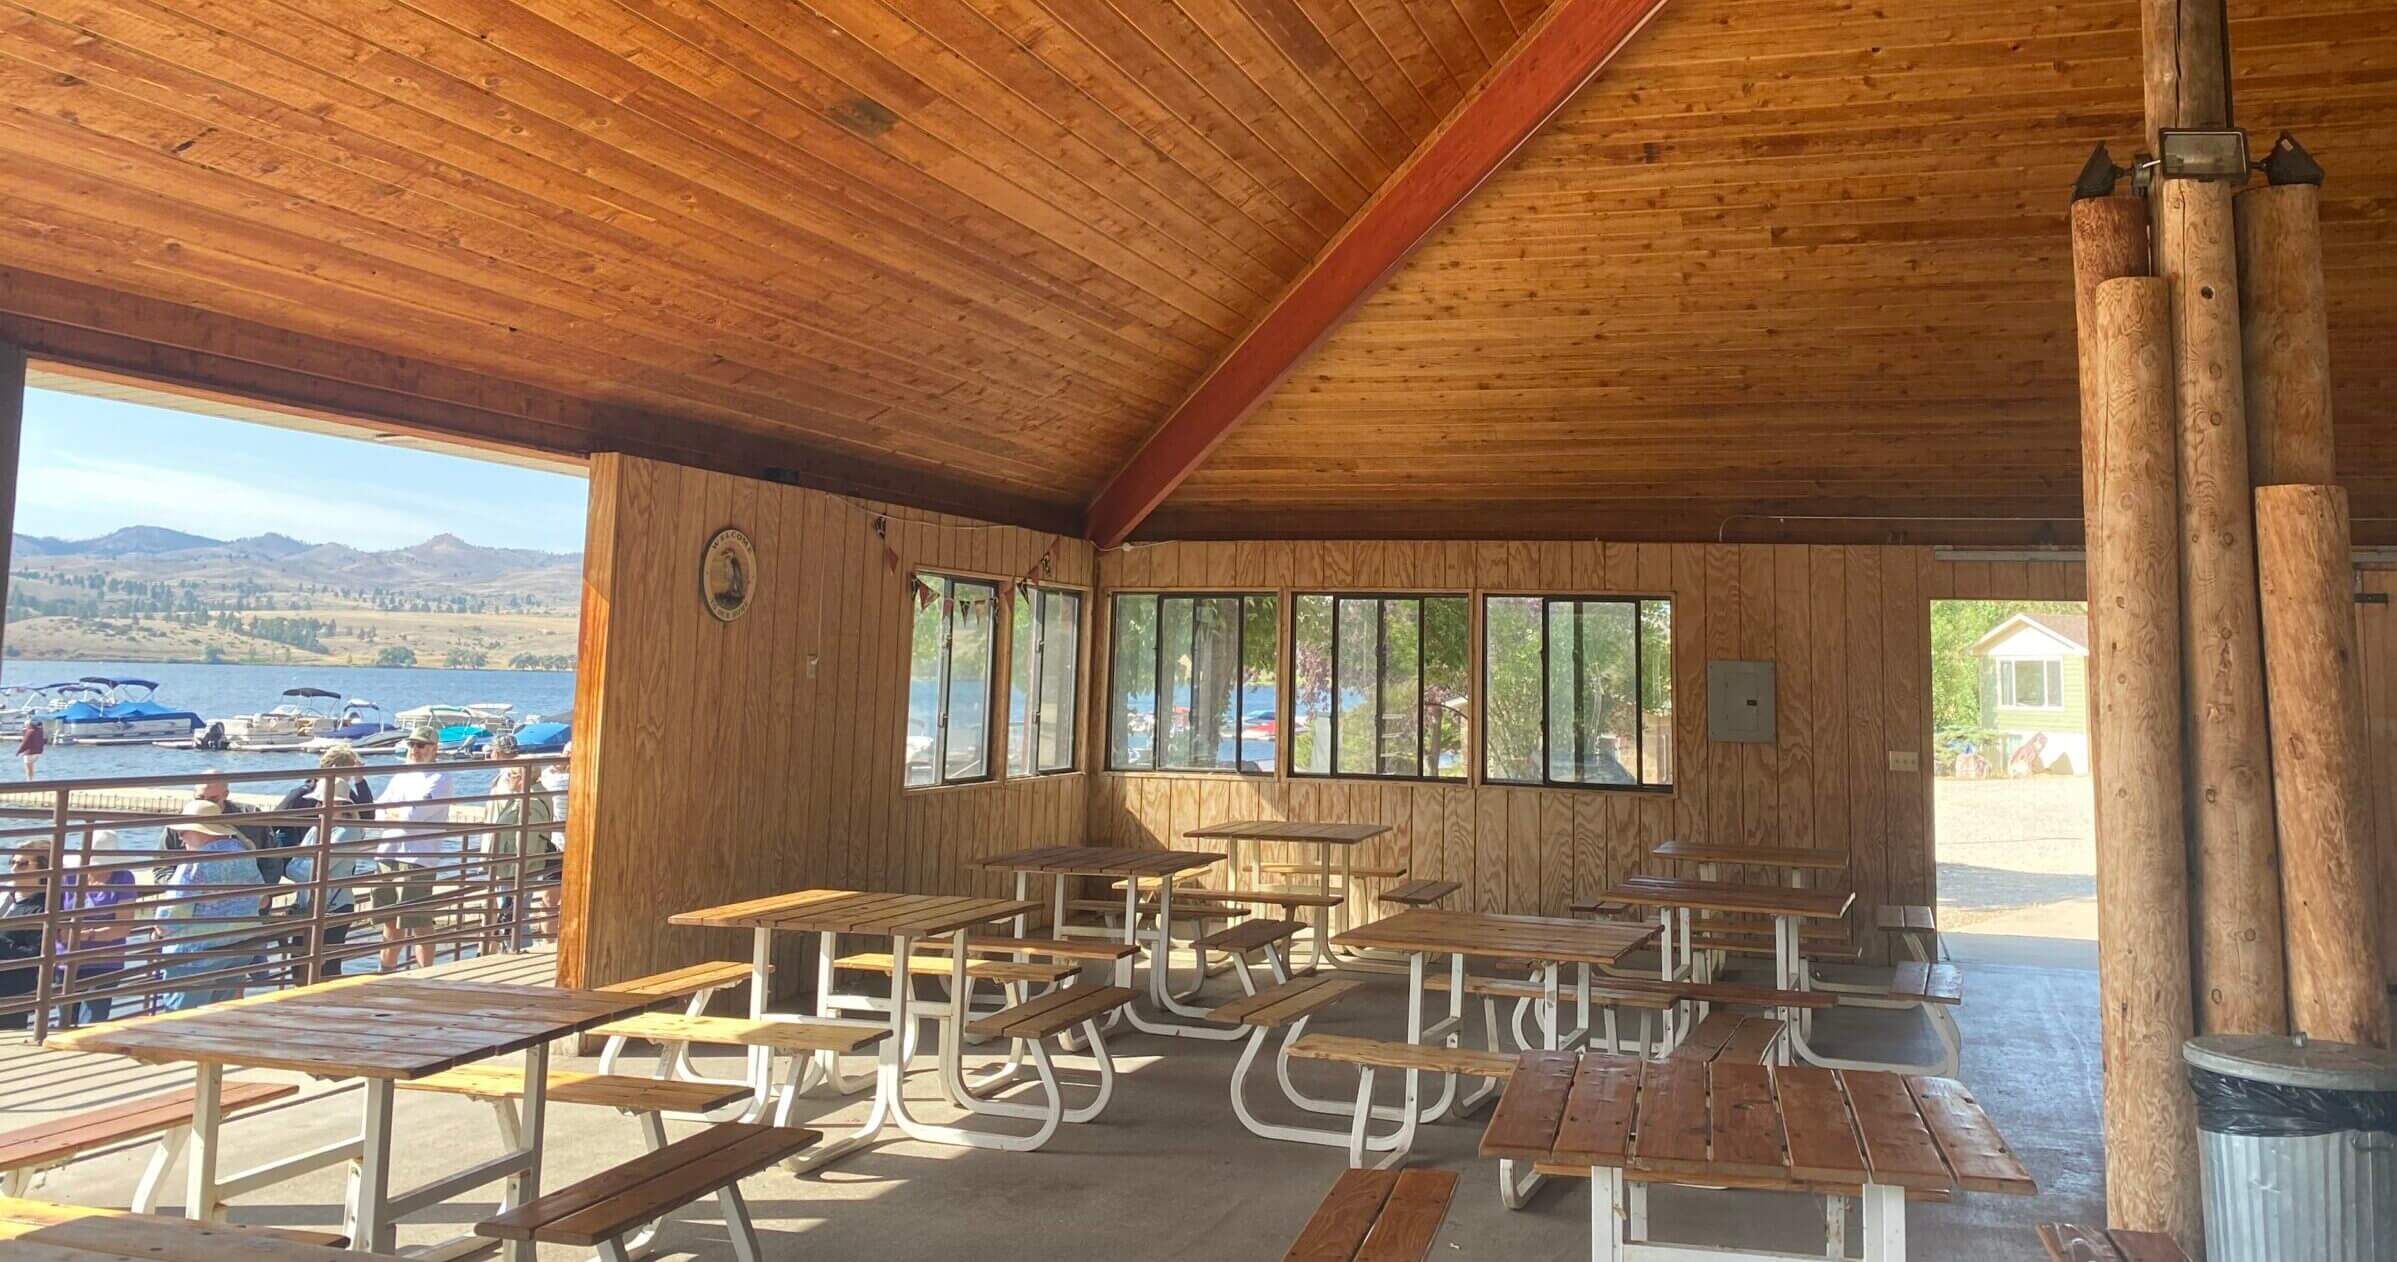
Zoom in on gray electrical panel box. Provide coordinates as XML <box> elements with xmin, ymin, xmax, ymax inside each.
<box><xmin>1707</xmin><ymin>660</ymin><xmax>1776</xmax><ymax>744</ymax></box>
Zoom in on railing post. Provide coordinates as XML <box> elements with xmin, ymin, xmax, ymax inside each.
<box><xmin>309</xmin><ymin>774</ymin><xmax>336</xmax><ymax>985</ymax></box>
<box><xmin>29</xmin><ymin>788</ymin><xmax>65</xmax><ymax>1041</ymax></box>
<box><xmin>508</xmin><ymin>767</ymin><xmax>533</xmax><ymax>952</ymax></box>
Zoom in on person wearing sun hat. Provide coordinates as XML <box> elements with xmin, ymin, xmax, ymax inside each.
<box><xmin>370</xmin><ymin>726</ymin><xmax>455</xmax><ymax>971</ymax></box>
<box><xmin>156</xmin><ymin>799</ymin><xmax>266</xmax><ymax>1011</ymax></box>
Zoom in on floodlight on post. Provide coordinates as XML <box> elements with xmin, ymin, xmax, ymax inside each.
<box><xmin>2156</xmin><ymin>128</ymin><xmax>2250</xmax><ymax>181</ymax></box>
<box><xmin>2257</xmin><ymin>131</ymin><xmax>2325</xmax><ymax>186</ymax></box>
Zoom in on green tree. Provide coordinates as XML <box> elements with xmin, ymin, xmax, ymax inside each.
<box><xmin>375</xmin><ymin>645</ymin><xmax>418</xmax><ymax>668</ymax></box>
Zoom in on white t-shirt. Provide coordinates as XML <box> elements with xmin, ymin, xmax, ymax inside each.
<box><xmin>376</xmin><ymin>766</ymin><xmax>459</xmax><ymax>861</ymax></box>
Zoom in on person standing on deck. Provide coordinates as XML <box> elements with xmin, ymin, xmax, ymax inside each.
<box><xmin>372</xmin><ymin>727</ymin><xmax>455</xmax><ymax>972</ymax></box>
<box><xmin>278</xmin><ymin>745</ymin><xmax>378</xmax><ymax>981</ymax></box>
<box><xmin>55</xmin><ymin>830</ymin><xmax>137</xmax><ymax>1026</ymax></box>
<box><xmin>0</xmin><ymin>843</ymin><xmax>48</xmax><ymax>1029</ymax></box>
<box><xmin>155</xmin><ymin>801</ymin><xmax>264</xmax><ymax>1011</ymax></box>
<box><xmin>16</xmin><ymin>719</ymin><xmax>43</xmax><ymax>781</ymax></box>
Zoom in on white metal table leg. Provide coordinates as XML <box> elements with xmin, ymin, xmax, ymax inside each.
<box><xmin>352</xmin><ymin>1077</ymin><xmax>397</xmax><ymax>1252</ymax></box>
<box><xmin>1860</xmin><ymin>1183</ymin><xmax>1905</xmax><ymax>1260</ymax></box>
<box><xmin>1593</xmin><ymin>1166</ymin><xmax>1627</xmax><ymax>1262</ymax></box>
<box><xmin>505</xmin><ymin>1041</ymin><xmax>549</xmax><ymax>1262</ymax></box>
<box><xmin>184</xmin><ymin>1063</ymin><xmax>223</xmax><ymax>1223</ymax></box>
<box><xmin>718</xmin><ymin>1181</ymin><xmax>763</xmax><ymax>1262</ymax></box>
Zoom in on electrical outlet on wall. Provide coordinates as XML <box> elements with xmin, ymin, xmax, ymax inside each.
<box><xmin>1887</xmin><ymin>750</ymin><xmax>1920</xmax><ymax>772</ymax></box>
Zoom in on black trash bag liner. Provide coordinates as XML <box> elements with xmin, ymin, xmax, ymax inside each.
<box><xmin>2191</xmin><ymin>1066</ymin><xmax>2397</xmax><ymax>1139</ymax></box>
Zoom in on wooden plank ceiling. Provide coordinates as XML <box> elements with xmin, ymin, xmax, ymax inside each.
<box><xmin>1146</xmin><ymin>0</ymin><xmax>2397</xmax><ymax>543</ymax></box>
<box><xmin>0</xmin><ymin>0</ymin><xmax>1550</xmax><ymax>527</ymax></box>
<box><xmin>0</xmin><ymin>0</ymin><xmax>2390</xmax><ymax>542</ymax></box>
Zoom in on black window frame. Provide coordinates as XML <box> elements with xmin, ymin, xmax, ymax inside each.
<box><xmin>907</xmin><ymin>572</ymin><xmax>999</xmax><ymax>788</ymax></box>
<box><xmin>1481</xmin><ymin>594</ymin><xmax>1674</xmax><ymax>792</ymax></box>
<box><xmin>1105</xmin><ymin>591</ymin><xmax>1278</xmax><ymax>775</ymax></box>
<box><xmin>1008</xmin><ymin>584</ymin><xmax>1084</xmax><ymax>777</ymax></box>
<box><xmin>1290</xmin><ymin>592</ymin><xmax>1470</xmax><ymax>784</ymax></box>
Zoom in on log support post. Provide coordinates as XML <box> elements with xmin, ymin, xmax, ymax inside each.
<box><xmin>2084</xmin><ymin>277</ymin><xmax>2204</xmax><ymax>1245</ymax></box>
<box><xmin>2255</xmin><ymin>485</ymin><xmax>2395</xmax><ymax>1049</ymax></box>
<box><xmin>2158</xmin><ymin>177</ymin><xmax>2287</xmax><ymax>1039</ymax></box>
<box><xmin>2237</xmin><ymin>184</ymin><xmax>2336</xmax><ymax>486</ymax></box>
<box><xmin>0</xmin><ymin>342</ymin><xmax>20</xmax><ymax>666</ymax></box>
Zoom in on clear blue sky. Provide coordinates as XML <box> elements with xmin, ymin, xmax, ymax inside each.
<box><xmin>15</xmin><ymin>388</ymin><xmax>590</xmax><ymax>553</ymax></box>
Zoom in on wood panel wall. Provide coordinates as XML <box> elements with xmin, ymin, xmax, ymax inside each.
<box><xmin>1088</xmin><ymin>541</ymin><xmax>2086</xmax><ymax>959</ymax></box>
<box><xmin>558</xmin><ymin>453</ymin><xmax>1094</xmax><ymax>988</ymax></box>
<box><xmin>2350</xmin><ymin>570</ymin><xmax>2397</xmax><ymax>986</ymax></box>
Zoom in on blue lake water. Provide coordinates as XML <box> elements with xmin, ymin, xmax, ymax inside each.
<box><xmin>0</xmin><ymin>659</ymin><xmax>575</xmax><ymax>783</ymax></box>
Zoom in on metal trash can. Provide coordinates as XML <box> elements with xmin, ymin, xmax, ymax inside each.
<box><xmin>2184</xmin><ymin>1034</ymin><xmax>2397</xmax><ymax>1261</ymax></box>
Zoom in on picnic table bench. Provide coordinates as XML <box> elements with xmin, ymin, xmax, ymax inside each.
<box><xmin>477</xmin><ymin>1122</ymin><xmax>820</xmax><ymax>1262</ymax></box>
<box><xmin>0</xmin><ymin>1079</ymin><xmax>297</xmax><ymax>1212</ymax></box>
<box><xmin>1282</xmin><ymin>1168</ymin><xmax>1457</xmax><ymax>1261</ymax></box>
<box><xmin>975</xmin><ymin>846</ymin><xmax>1241</xmax><ymax>1040</ymax></box>
<box><xmin>1185</xmin><ymin>819</ymin><xmax>1397</xmax><ymax>967</ymax></box>
<box><xmin>0</xmin><ymin>1194</ymin><xmax>402</xmax><ymax>1260</ymax></box>
<box><xmin>1482</xmin><ymin>1051</ymin><xmax>2036</xmax><ymax>1260</ymax></box>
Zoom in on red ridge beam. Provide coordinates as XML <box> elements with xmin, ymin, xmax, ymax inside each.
<box><xmin>1082</xmin><ymin>0</ymin><xmax>1671</xmax><ymax>547</ymax></box>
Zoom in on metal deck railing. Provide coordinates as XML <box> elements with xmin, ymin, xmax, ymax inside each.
<box><xmin>0</xmin><ymin>756</ymin><xmax>567</xmax><ymax>1041</ymax></box>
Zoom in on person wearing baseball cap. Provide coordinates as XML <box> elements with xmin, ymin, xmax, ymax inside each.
<box><xmin>370</xmin><ymin>726</ymin><xmax>456</xmax><ymax>971</ymax></box>
<box><xmin>156</xmin><ymin>800</ymin><xmax>266</xmax><ymax>1011</ymax></box>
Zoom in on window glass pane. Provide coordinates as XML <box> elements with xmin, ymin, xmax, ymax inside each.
<box><xmin>1576</xmin><ymin>601</ymin><xmax>1638</xmax><ymax>785</ymax></box>
<box><xmin>1483</xmin><ymin>596</ymin><xmax>1543</xmax><ymax>782</ymax></box>
<box><xmin>1183</xmin><ymin>597</ymin><xmax>1241</xmax><ymax>770</ymax></box>
<box><xmin>1639</xmin><ymin>600</ymin><xmax>1674</xmax><ymax>785</ymax></box>
<box><xmin>1108</xmin><ymin>595</ymin><xmax>1157</xmax><ymax>771</ymax></box>
<box><xmin>906</xmin><ymin>577</ymin><xmax>945</xmax><ymax>787</ymax></box>
<box><xmin>943</xmin><ymin>582</ymin><xmax>994</xmax><ymax>780</ymax></box>
<box><xmin>1545</xmin><ymin>601</ymin><xmax>1577</xmax><ymax>782</ymax></box>
<box><xmin>1378</xmin><ymin>601</ymin><xmax>1421</xmax><ymax>775</ymax></box>
<box><xmin>2046</xmin><ymin>660</ymin><xmax>2062</xmax><ymax>708</ymax></box>
<box><xmin>1240</xmin><ymin>596</ymin><xmax>1279</xmax><ymax>773</ymax></box>
<box><xmin>1424</xmin><ymin>597</ymin><xmax>1469</xmax><ymax>779</ymax></box>
<box><xmin>1159</xmin><ymin>597</ymin><xmax>1196</xmax><ymax>766</ymax></box>
<box><xmin>1007</xmin><ymin>595</ymin><xmax>1035</xmax><ymax>777</ymax></box>
<box><xmin>1038</xmin><ymin>591</ymin><xmax>1079</xmax><ymax>772</ymax></box>
<box><xmin>1335</xmin><ymin>598</ymin><xmax>1378</xmax><ymax>776</ymax></box>
<box><xmin>1292</xmin><ymin>594</ymin><xmax>1333</xmax><ymax>774</ymax></box>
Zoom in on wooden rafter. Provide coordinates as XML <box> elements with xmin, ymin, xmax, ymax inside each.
<box><xmin>1081</xmin><ymin>0</ymin><xmax>1671</xmax><ymax>547</ymax></box>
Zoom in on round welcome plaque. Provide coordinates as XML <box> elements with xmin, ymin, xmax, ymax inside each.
<box><xmin>700</xmin><ymin>528</ymin><xmax>758</xmax><ymax>623</ymax></box>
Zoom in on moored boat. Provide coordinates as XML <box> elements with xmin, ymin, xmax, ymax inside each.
<box><xmin>53</xmin><ymin>677</ymin><xmax>202</xmax><ymax>744</ymax></box>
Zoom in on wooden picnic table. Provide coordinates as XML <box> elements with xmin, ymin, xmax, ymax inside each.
<box><xmin>972</xmin><ymin>846</ymin><xmax>1229</xmax><ymax>1038</ymax></box>
<box><xmin>1328</xmin><ymin>909</ymin><xmax>1661</xmax><ymax>1192</ymax></box>
<box><xmin>1481</xmin><ymin>1051</ymin><xmax>2036</xmax><ymax>1261</ymax></box>
<box><xmin>1184</xmin><ymin>819</ymin><xmax>1393</xmax><ymax>965</ymax></box>
<box><xmin>0</xmin><ymin>1195</ymin><xmax>410</xmax><ymax>1260</ymax></box>
<box><xmin>668</xmin><ymin>889</ymin><xmax>1039</xmax><ymax>1167</ymax></box>
<box><xmin>1650</xmin><ymin>840</ymin><xmax>1850</xmax><ymax>887</ymax></box>
<box><xmin>45</xmin><ymin>975</ymin><xmax>664</xmax><ymax>1260</ymax></box>
<box><xmin>1599</xmin><ymin>876</ymin><xmax>1857</xmax><ymax>1062</ymax></box>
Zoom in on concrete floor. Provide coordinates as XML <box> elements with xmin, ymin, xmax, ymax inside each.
<box><xmin>7</xmin><ymin>940</ymin><xmax>2103</xmax><ymax>1260</ymax></box>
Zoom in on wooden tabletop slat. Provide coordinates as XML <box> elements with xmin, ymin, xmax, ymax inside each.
<box><xmin>1185</xmin><ymin>819</ymin><xmax>1391</xmax><ymax>845</ymax></box>
<box><xmin>672</xmin><ymin>889</ymin><xmax>1039</xmax><ymax>937</ymax></box>
<box><xmin>1601</xmin><ymin>877</ymin><xmax>1856</xmax><ymax>921</ymax></box>
<box><xmin>1628</xmin><ymin>1057</ymin><xmax>1712</xmax><ymax>1175</ymax></box>
<box><xmin>974</xmin><ymin>845</ymin><xmax>1224</xmax><ymax>877</ymax></box>
<box><xmin>1842</xmin><ymin>1071</ymin><xmax>1956</xmax><ymax>1191</ymax></box>
<box><xmin>0</xmin><ymin>1197</ymin><xmax>404</xmax><ymax>1260</ymax></box>
<box><xmin>1478</xmin><ymin>1052</ymin><xmax>1578</xmax><ymax>1161</ymax></box>
<box><xmin>1332</xmin><ymin>909</ymin><xmax>1657</xmax><ymax>968</ymax></box>
<box><xmin>1553</xmin><ymin>1055</ymin><xmax>1642</xmax><ymax>1166</ymax></box>
<box><xmin>47</xmin><ymin>976</ymin><xmax>665</xmax><ymax>1080</ymax></box>
<box><xmin>1482</xmin><ymin>1054</ymin><xmax>2037</xmax><ymax>1206</ymax></box>
<box><xmin>1771</xmin><ymin>1065</ymin><xmax>1872</xmax><ymax>1186</ymax></box>
<box><xmin>1706</xmin><ymin>1063</ymin><xmax>1788</xmax><ymax>1180</ymax></box>
<box><xmin>1906</xmin><ymin>1077</ymin><xmax>2036</xmax><ymax>1196</ymax></box>
<box><xmin>1651</xmin><ymin>841</ymin><xmax>1852</xmax><ymax>871</ymax></box>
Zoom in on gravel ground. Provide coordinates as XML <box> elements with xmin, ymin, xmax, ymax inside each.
<box><xmin>1934</xmin><ymin>774</ymin><xmax>2097</xmax><ymax>939</ymax></box>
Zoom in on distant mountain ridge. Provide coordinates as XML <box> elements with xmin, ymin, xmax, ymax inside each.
<box><xmin>9</xmin><ymin>527</ymin><xmax>582</xmax><ymax>602</ymax></box>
